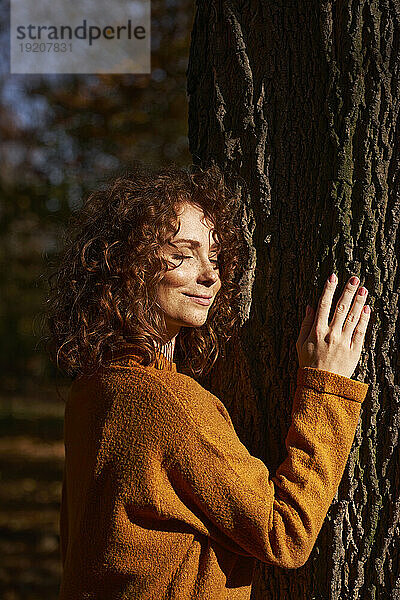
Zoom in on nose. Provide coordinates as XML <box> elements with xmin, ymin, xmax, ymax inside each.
<box><xmin>197</xmin><ymin>260</ymin><xmax>219</xmax><ymax>286</ymax></box>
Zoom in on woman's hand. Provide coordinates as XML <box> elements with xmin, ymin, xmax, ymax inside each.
<box><xmin>296</xmin><ymin>274</ymin><xmax>371</xmax><ymax>379</ymax></box>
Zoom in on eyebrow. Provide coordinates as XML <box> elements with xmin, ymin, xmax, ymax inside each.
<box><xmin>171</xmin><ymin>238</ymin><xmax>219</xmax><ymax>250</ymax></box>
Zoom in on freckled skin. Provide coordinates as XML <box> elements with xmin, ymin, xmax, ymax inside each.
<box><xmin>156</xmin><ymin>202</ymin><xmax>222</xmax><ymax>339</ymax></box>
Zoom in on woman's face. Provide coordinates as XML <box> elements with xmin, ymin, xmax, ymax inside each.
<box><xmin>156</xmin><ymin>202</ymin><xmax>222</xmax><ymax>339</ymax></box>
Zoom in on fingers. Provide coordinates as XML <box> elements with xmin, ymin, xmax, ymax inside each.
<box><xmin>314</xmin><ymin>274</ymin><xmax>338</xmax><ymax>332</ymax></box>
<box><xmin>341</xmin><ymin>285</ymin><xmax>369</xmax><ymax>337</ymax></box>
<box><xmin>350</xmin><ymin>305</ymin><xmax>371</xmax><ymax>350</ymax></box>
<box><xmin>330</xmin><ymin>275</ymin><xmax>361</xmax><ymax>331</ymax></box>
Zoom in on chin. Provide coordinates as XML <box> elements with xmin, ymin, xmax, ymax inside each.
<box><xmin>165</xmin><ymin>313</ymin><xmax>208</xmax><ymax>330</ymax></box>
<box><xmin>181</xmin><ymin>312</ymin><xmax>210</xmax><ymax>327</ymax></box>
<box><xmin>181</xmin><ymin>317</ymin><xmax>208</xmax><ymax>328</ymax></box>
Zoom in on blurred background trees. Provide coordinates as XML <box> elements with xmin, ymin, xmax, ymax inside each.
<box><xmin>0</xmin><ymin>0</ymin><xmax>193</xmax><ymax>394</ymax></box>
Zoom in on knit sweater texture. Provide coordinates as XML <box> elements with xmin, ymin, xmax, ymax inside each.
<box><xmin>59</xmin><ymin>345</ymin><xmax>369</xmax><ymax>599</ymax></box>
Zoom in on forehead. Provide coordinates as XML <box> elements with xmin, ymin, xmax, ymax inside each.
<box><xmin>173</xmin><ymin>202</ymin><xmax>219</xmax><ymax>244</ymax></box>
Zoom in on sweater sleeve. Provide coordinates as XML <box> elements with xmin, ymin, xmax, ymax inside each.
<box><xmin>142</xmin><ymin>366</ymin><xmax>369</xmax><ymax>569</ymax></box>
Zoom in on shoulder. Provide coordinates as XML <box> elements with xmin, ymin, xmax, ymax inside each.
<box><xmin>100</xmin><ymin>362</ymin><xmax>203</xmax><ymax>406</ymax></box>
<box><xmin>101</xmin><ymin>363</ymin><xmax>234</xmax><ymax>429</ymax></box>
<box><xmin>67</xmin><ymin>364</ymin><xmax>237</xmax><ymax>459</ymax></box>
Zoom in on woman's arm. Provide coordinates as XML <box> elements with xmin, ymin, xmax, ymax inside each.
<box><xmin>119</xmin><ymin>366</ymin><xmax>368</xmax><ymax>569</ymax></box>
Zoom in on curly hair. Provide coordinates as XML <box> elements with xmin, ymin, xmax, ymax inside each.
<box><xmin>43</xmin><ymin>162</ymin><xmax>249</xmax><ymax>379</ymax></box>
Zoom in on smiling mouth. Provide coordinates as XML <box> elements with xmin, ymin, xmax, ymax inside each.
<box><xmin>183</xmin><ymin>294</ymin><xmax>212</xmax><ymax>306</ymax></box>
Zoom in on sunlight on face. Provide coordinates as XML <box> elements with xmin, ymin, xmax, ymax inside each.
<box><xmin>156</xmin><ymin>202</ymin><xmax>222</xmax><ymax>339</ymax></box>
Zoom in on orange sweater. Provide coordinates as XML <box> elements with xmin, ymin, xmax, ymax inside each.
<box><xmin>59</xmin><ymin>345</ymin><xmax>369</xmax><ymax>599</ymax></box>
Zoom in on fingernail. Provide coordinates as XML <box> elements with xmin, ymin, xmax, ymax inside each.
<box><xmin>329</xmin><ymin>273</ymin><xmax>337</xmax><ymax>283</ymax></box>
<box><xmin>351</xmin><ymin>276</ymin><xmax>359</xmax><ymax>285</ymax></box>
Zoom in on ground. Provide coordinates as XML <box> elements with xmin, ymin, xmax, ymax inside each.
<box><xmin>0</xmin><ymin>390</ymin><xmax>66</xmax><ymax>599</ymax></box>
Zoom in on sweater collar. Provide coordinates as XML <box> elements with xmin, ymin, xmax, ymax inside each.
<box><xmin>153</xmin><ymin>350</ymin><xmax>177</xmax><ymax>372</ymax></box>
<box><xmin>105</xmin><ymin>344</ymin><xmax>177</xmax><ymax>372</ymax></box>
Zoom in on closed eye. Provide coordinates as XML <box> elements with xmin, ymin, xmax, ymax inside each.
<box><xmin>172</xmin><ymin>254</ymin><xmax>219</xmax><ymax>267</ymax></box>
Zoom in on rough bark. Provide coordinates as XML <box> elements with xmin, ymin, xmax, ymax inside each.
<box><xmin>187</xmin><ymin>1</ymin><xmax>400</xmax><ymax>598</ymax></box>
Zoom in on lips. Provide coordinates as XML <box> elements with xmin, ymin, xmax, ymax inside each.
<box><xmin>183</xmin><ymin>293</ymin><xmax>212</xmax><ymax>299</ymax></box>
<box><xmin>183</xmin><ymin>293</ymin><xmax>212</xmax><ymax>306</ymax></box>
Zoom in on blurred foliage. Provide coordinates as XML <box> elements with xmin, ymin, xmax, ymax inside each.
<box><xmin>0</xmin><ymin>0</ymin><xmax>194</xmax><ymax>394</ymax></box>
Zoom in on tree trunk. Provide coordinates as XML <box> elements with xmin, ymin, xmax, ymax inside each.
<box><xmin>187</xmin><ymin>2</ymin><xmax>400</xmax><ymax>598</ymax></box>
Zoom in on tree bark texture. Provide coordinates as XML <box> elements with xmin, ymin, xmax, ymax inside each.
<box><xmin>187</xmin><ymin>2</ymin><xmax>400</xmax><ymax>599</ymax></box>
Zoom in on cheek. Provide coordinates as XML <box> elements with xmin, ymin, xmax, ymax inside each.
<box><xmin>161</xmin><ymin>267</ymin><xmax>189</xmax><ymax>287</ymax></box>
<box><xmin>158</xmin><ymin>262</ymin><xmax>223</xmax><ymax>298</ymax></box>
<box><xmin>157</xmin><ymin>266</ymin><xmax>191</xmax><ymax>301</ymax></box>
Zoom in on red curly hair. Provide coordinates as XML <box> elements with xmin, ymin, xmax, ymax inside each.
<box><xmin>43</xmin><ymin>162</ymin><xmax>249</xmax><ymax>379</ymax></box>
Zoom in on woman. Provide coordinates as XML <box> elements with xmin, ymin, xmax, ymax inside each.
<box><xmin>46</xmin><ymin>163</ymin><xmax>371</xmax><ymax>599</ymax></box>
